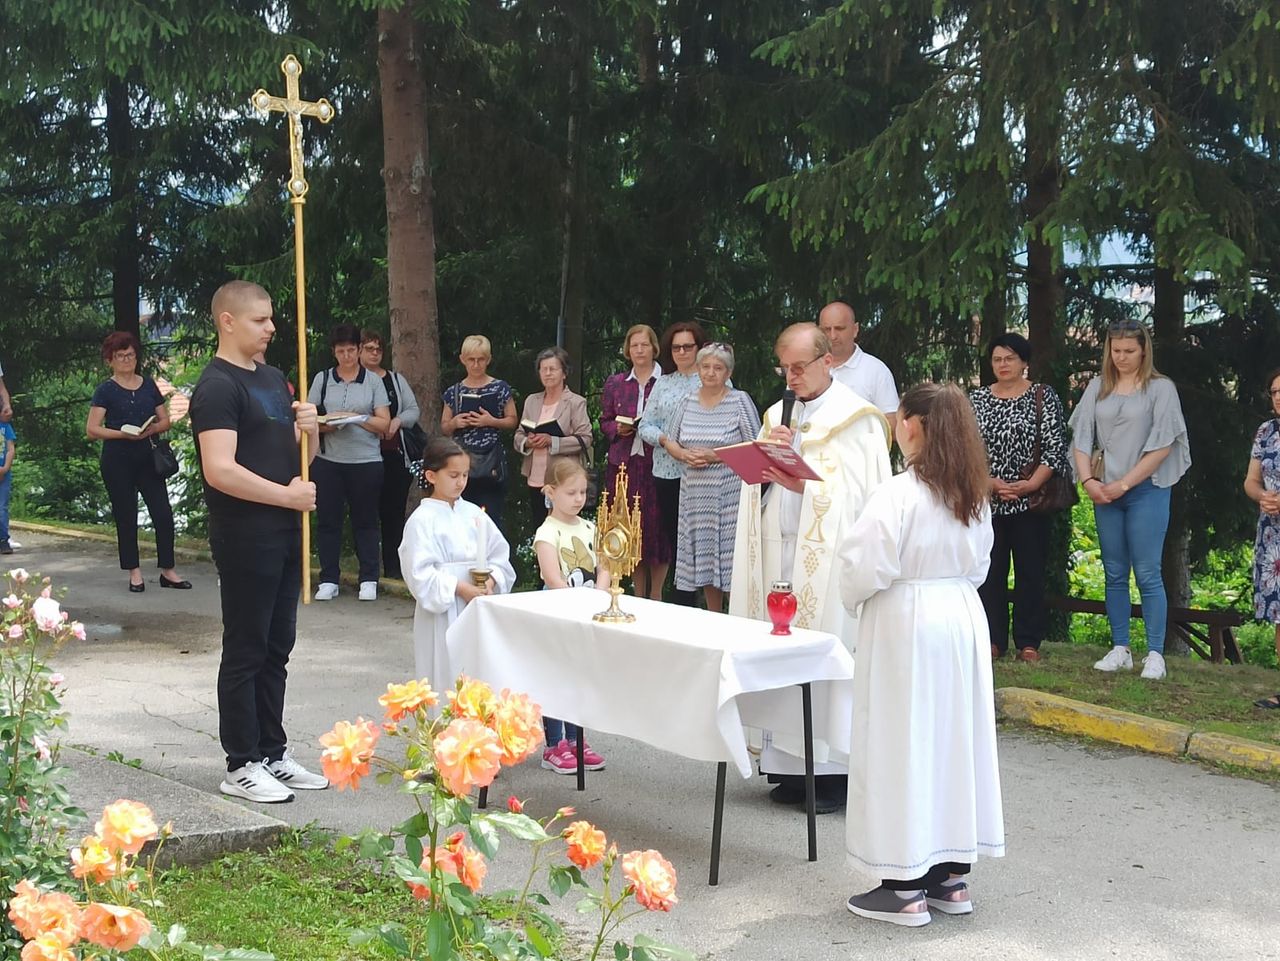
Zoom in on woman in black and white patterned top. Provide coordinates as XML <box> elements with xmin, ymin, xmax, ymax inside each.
<box><xmin>969</xmin><ymin>333</ymin><xmax>1069</xmax><ymax>662</ymax></box>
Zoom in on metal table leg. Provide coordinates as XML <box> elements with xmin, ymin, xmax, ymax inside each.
<box><xmin>801</xmin><ymin>682</ymin><xmax>817</xmax><ymax>862</ymax></box>
<box><xmin>709</xmin><ymin>761</ymin><xmax>727</xmax><ymax>886</ymax></box>
<box><xmin>478</xmin><ymin>786</ymin><xmax>488</xmax><ymax>810</ymax></box>
<box><xmin>576</xmin><ymin>730</ymin><xmax>586</xmax><ymax>792</ymax></box>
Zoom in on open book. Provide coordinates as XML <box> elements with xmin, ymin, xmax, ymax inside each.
<box><xmin>318</xmin><ymin>411</ymin><xmax>369</xmax><ymax>427</ymax></box>
<box><xmin>119</xmin><ymin>415</ymin><xmax>156</xmax><ymax>437</ymax></box>
<box><xmin>614</xmin><ymin>414</ymin><xmax>640</xmax><ymax>428</ymax></box>
<box><xmin>715</xmin><ymin>440</ymin><xmax>821</xmax><ymax>485</ymax></box>
<box><xmin>519</xmin><ymin>416</ymin><xmax>564</xmax><ymax>437</ymax></box>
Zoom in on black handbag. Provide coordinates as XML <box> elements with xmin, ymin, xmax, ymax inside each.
<box><xmin>400</xmin><ymin>423</ymin><xmax>429</xmax><ymax>469</ymax></box>
<box><xmin>1021</xmin><ymin>385</ymin><xmax>1077</xmax><ymax>514</ymax></box>
<box><xmin>150</xmin><ymin>436</ymin><xmax>179</xmax><ymax>479</ymax></box>
<box><xmin>464</xmin><ymin>442</ymin><xmax>508</xmax><ymax>484</ymax></box>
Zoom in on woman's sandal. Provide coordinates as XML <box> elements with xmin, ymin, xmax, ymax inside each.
<box><xmin>1253</xmin><ymin>693</ymin><xmax>1280</xmax><ymax>710</ymax></box>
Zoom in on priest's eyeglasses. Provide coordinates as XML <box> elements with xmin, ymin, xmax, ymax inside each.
<box><xmin>773</xmin><ymin>355</ymin><xmax>824</xmax><ymax>378</ymax></box>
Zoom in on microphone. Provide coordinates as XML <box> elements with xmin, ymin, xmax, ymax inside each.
<box><xmin>780</xmin><ymin>389</ymin><xmax>796</xmax><ymax>430</ymax></box>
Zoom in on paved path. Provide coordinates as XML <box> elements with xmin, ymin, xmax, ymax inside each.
<box><xmin>21</xmin><ymin>530</ymin><xmax>1279</xmax><ymax>960</ymax></box>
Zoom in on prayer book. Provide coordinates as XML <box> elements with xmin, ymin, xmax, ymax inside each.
<box><xmin>615</xmin><ymin>415</ymin><xmax>640</xmax><ymax>428</ymax></box>
<box><xmin>119</xmin><ymin>415</ymin><xmax>156</xmax><ymax>436</ymax></box>
<box><xmin>318</xmin><ymin>412</ymin><xmax>369</xmax><ymax>426</ymax></box>
<box><xmin>519</xmin><ymin>416</ymin><xmax>564</xmax><ymax>437</ymax></box>
<box><xmin>715</xmin><ymin>440</ymin><xmax>821</xmax><ymax>485</ymax></box>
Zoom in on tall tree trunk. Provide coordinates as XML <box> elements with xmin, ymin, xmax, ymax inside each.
<box><xmin>634</xmin><ymin>11</ymin><xmax>665</xmax><ymax>331</ymax></box>
<box><xmin>1154</xmin><ymin>264</ymin><xmax>1190</xmax><ymax>655</ymax></box>
<box><xmin>378</xmin><ymin>5</ymin><xmax>440</xmax><ymax>430</ymax></box>
<box><xmin>558</xmin><ymin>12</ymin><xmax>588</xmax><ymax>390</ymax></box>
<box><xmin>1022</xmin><ymin>113</ymin><xmax>1062</xmax><ymax>383</ymax></box>
<box><xmin>106</xmin><ymin>77</ymin><xmax>140</xmax><ymax>338</ymax></box>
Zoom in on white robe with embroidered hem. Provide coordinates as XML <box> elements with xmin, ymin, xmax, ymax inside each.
<box><xmin>839</xmin><ymin>470</ymin><xmax>1005</xmax><ymax>881</ymax></box>
<box><xmin>398</xmin><ymin>498</ymin><xmax>515</xmax><ymax>691</ymax></box>
<box><xmin>728</xmin><ymin>379</ymin><xmax>892</xmax><ymax>775</ymax></box>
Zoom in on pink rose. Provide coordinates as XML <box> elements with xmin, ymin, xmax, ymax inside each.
<box><xmin>30</xmin><ymin>597</ymin><xmax>62</xmax><ymax>634</ymax></box>
<box><xmin>8</xmin><ymin>623</ymin><xmax>24</xmax><ymax>639</ymax></box>
<box><xmin>3</xmin><ymin>593</ymin><xmax>20</xmax><ymax>609</ymax></box>
<box><xmin>48</xmin><ymin>673</ymin><xmax>64</xmax><ymax>686</ymax></box>
<box><xmin>69</xmin><ymin>623</ymin><xmax>85</xmax><ymax>641</ymax></box>
<box><xmin>8</xmin><ymin>568</ymin><xmax>29</xmax><ymax>584</ymax></box>
<box><xmin>32</xmin><ymin>735</ymin><xmax>50</xmax><ymax>762</ymax></box>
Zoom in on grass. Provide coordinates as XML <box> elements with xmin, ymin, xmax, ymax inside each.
<box><xmin>993</xmin><ymin>641</ymin><xmax>1280</xmax><ymax>745</ymax></box>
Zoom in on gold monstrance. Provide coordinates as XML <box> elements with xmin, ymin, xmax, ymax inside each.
<box><xmin>251</xmin><ymin>55</ymin><xmax>335</xmax><ymax>605</ymax></box>
<box><xmin>592</xmin><ymin>464</ymin><xmax>643</xmax><ymax>623</ymax></box>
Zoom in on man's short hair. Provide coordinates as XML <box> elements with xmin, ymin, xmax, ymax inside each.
<box><xmin>775</xmin><ymin>322</ymin><xmax>831</xmax><ymax>358</ymax></box>
<box><xmin>211</xmin><ymin>280</ymin><xmax>270</xmax><ymax>322</ymax></box>
<box><xmin>820</xmin><ymin>301</ymin><xmax>856</xmax><ymax>325</ymax></box>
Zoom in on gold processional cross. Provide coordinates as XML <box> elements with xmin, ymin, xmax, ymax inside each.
<box><xmin>252</xmin><ymin>54</ymin><xmax>335</xmax><ymax>604</ymax></box>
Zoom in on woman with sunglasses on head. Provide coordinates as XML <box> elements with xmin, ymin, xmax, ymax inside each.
<box><xmin>1069</xmin><ymin>320</ymin><xmax>1190</xmax><ymax>680</ymax></box>
<box><xmin>637</xmin><ymin>321</ymin><xmax>710</xmax><ymax>605</ymax></box>
<box><xmin>1245</xmin><ymin>368</ymin><xmax>1280</xmax><ymax>709</ymax></box>
<box><xmin>85</xmin><ymin>331</ymin><xmax>190</xmax><ymax>593</ymax></box>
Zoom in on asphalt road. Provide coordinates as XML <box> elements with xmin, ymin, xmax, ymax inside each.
<box><xmin>20</xmin><ymin>529</ymin><xmax>1279</xmax><ymax>961</ymax></box>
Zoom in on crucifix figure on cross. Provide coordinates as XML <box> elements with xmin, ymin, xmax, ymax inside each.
<box><xmin>252</xmin><ymin>54</ymin><xmax>334</xmax><ymax>199</ymax></box>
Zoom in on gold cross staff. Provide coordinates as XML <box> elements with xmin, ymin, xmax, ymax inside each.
<box><xmin>252</xmin><ymin>54</ymin><xmax>335</xmax><ymax>605</ymax></box>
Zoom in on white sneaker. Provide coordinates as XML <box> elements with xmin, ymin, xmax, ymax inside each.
<box><xmin>358</xmin><ymin>580</ymin><xmax>377</xmax><ymax>601</ymax></box>
<box><xmin>220</xmin><ymin>761</ymin><xmax>295</xmax><ymax>804</ymax></box>
<box><xmin>1093</xmin><ymin>646</ymin><xmax>1133</xmax><ymax>672</ymax></box>
<box><xmin>1140</xmin><ymin>651</ymin><xmax>1167</xmax><ymax>680</ymax></box>
<box><xmin>314</xmin><ymin>582</ymin><xmax>339</xmax><ymax>601</ymax></box>
<box><xmin>265</xmin><ymin>751</ymin><xmax>330</xmax><ymax>790</ymax></box>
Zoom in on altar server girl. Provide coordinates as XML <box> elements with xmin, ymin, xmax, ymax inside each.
<box><xmin>399</xmin><ymin>437</ymin><xmax>515</xmax><ymax>687</ymax></box>
<box><xmin>533</xmin><ymin>456</ymin><xmax>610</xmax><ymax>775</ymax></box>
<box><xmin>838</xmin><ymin>383</ymin><xmax>1004</xmax><ymax>928</ymax></box>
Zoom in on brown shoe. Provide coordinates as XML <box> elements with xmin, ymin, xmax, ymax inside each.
<box><xmin>1017</xmin><ymin>647</ymin><xmax>1041</xmax><ymax>663</ymax></box>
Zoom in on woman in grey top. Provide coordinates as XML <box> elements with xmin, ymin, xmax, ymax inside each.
<box><xmin>1069</xmin><ymin>320</ymin><xmax>1190</xmax><ymax>680</ymax></box>
<box><xmin>308</xmin><ymin>324</ymin><xmax>391</xmax><ymax>602</ymax></box>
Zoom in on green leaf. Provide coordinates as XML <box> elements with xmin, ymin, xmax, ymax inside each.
<box><xmin>469</xmin><ymin>818</ymin><xmax>499</xmax><ymax>858</ymax></box>
<box><xmin>426</xmin><ymin>910</ymin><xmax>455</xmax><ymax>961</ymax></box>
<box><xmin>404</xmin><ymin>833</ymin><xmax>423</xmax><ymax>867</ymax></box>
<box><xmin>485</xmin><ymin>811</ymin><xmax>549</xmax><ymax>841</ymax></box>
<box><xmin>168</xmin><ymin>923</ymin><xmax>188</xmax><ymax>946</ymax></box>
<box><xmin>524</xmin><ymin>921</ymin><xmax>554</xmax><ymax>957</ymax></box>
<box><xmin>614</xmin><ymin>941</ymin><xmax>631</xmax><ymax>960</ymax></box>
<box><xmin>632</xmin><ymin>935</ymin><xmax>697</xmax><ymax>961</ymax></box>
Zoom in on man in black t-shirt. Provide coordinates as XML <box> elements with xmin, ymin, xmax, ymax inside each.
<box><xmin>190</xmin><ymin>280</ymin><xmax>328</xmax><ymax>803</ymax></box>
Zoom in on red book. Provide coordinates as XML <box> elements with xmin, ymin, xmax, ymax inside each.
<box><xmin>715</xmin><ymin>440</ymin><xmax>821</xmax><ymax>485</ymax></box>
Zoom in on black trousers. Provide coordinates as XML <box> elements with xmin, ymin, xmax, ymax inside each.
<box><xmin>978</xmin><ymin>509</ymin><xmax>1051</xmax><ymax>653</ymax></box>
<box><xmin>313</xmin><ymin>457</ymin><xmax>384</xmax><ymax>584</ymax></box>
<box><xmin>526</xmin><ymin>484</ymin><xmax>549</xmax><ymax>525</ymax></box>
<box><xmin>882</xmin><ymin>861</ymin><xmax>970</xmax><ymax>891</ymax></box>
<box><xmin>100</xmin><ymin>442</ymin><xmax>175</xmax><ymax>571</ymax></box>
<box><xmin>463</xmin><ymin>476</ymin><xmax>508</xmax><ymax>533</ymax></box>
<box><xmin>654</xmin><ymin>476</ymin><xmax>696</xmax><ymax>606</ymax></box>
<box><xmin>379</xmin><ymin>451</ymin><xmax>412</xmax><ymax>579</ymax></box>
<box><xmin>212</xmin><ymin>528</ymin><xmax>300</xmax><ymax>771</ymax></box>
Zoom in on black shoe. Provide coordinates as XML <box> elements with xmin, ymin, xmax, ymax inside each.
<box><xmin>128</xmin><ymin>581</ymin><xmax>145</xmax><ymax>593</ymax></box>
<box><xmin>0</xmin><ymin>540</ymin><xmax>11</xmax><ymax>555</ymax></box>
<box><xmin>769</xmin><ymin>782</ymin><xmax>806</xmax><ymax>806</ymax></box>
<box><xmin>159</xmin><ymin>576</ymin><xmax>192</xmax><ymax>590</ymax></box>
<box><xmin>813</xmin><ymin>792</ymin><xmax>846</xmax><ymax>815</ymax></box>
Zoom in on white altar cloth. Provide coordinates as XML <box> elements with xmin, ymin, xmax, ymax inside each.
<box><xmin>446</xmin><ymin>587</ymin><xmax>855</xmax><ymax>778</ymax></box>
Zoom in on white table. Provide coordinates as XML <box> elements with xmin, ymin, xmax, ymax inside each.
<box><xmin>446</xmin><ymin>588</ymin><xmax>857</xmax><ymax>882</ymax></box>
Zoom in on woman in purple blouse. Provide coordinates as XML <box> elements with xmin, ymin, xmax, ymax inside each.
<box><xmin>600</xmin><ymin>324</ymin><xmax>667</xmax><ymax>599</ymax></box>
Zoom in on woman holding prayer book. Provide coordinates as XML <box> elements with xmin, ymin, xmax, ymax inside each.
<box><xmin>601</xmin><ymin>325</ymin><xmax>666</xmax><ymax>599</ymax></box>
<box><xmin>514</xmin><ymin>346</ymin><xmax>592</xmax><ymax>523</ymax></box>
<box><xmin>663</xmin><ymin>343</ymin><xmax>760</xmax><ymax>612</ymax></box>
<box><xmin>86</xmin><ymin>331</ymin><xmax>189</xmax><ymax>593</ymax></box>
<box><xmin>441</xmin><ymin>335</ymin><xmax>517</xmax><ymax>530</ymax></box>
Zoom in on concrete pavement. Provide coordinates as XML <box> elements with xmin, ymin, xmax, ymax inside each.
<box><xmin>19</xmin><ymin>529</ymin><xmax>1280</xmax><ymax>961</ymax></box>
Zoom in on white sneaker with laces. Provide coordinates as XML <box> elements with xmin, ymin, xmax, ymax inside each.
<box><xmin>265</xmin><ymin>751</ymin><xmax>330</xmax><ymax>790</ymax></box>
<box><xmin>358</xmin><ymin>580</ymin><xmax>378</xmax><ymax>601</ymax></box>
<box><xmin>1093</xmin><ymin>646</ymin><xmax>1133</xmax><ymax>672</ymax></box>
<box><xmin>1140</xmin><ymin>651</ymin><xmax>1167</xmax><ymax>680</ymax></box>
<box><xmin>220</xmin><ymin>761</ymin><xmax>295</xmax><ymax>804</ymax></box>
<box><xmin>314</xmin><ymin>582</ymin><xmax>339</xmax><ymax>601</ymax></box>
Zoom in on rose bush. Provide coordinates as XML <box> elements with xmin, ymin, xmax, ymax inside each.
<box><xmin>328</xmin><ymin>674</ymin><xmax>692</xmax><ymax>961</ymax></box>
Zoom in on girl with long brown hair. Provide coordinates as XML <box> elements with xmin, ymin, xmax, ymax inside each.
<box><xmin>838</xmin><ymin>383</ymin><xmax>1005</xmax><ymax>928</ymax></box>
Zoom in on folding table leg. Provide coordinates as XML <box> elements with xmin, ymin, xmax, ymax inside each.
<box><xmin>801</xmin><ymin>682</ymin><xmax>817</xmax><ymax>862</ymax></box>
<box><xmin>478</xmin><ymin>787</ymin><xmax>488</xmax><ymax>810</ymax></box>
<box><xmin>709</xmin><ymin>761</ymin><xmax>727</xmax><ymax>886</ymax></box>
<box><xmin>576</xmin><ymin>733</ymin><xmax>586</xmax><ymax>792</ymax></box>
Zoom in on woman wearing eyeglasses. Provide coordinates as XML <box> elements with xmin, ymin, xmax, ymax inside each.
<box><xmin>1069</xmin><ymin>321</ymin><xmax>1190</xmax><ymax>679</ymax></box>
<box><xmin>601</xmin><ymin>324</ymin><xmax>666</xmax><ymax>599</ymax></box>
<box><xmin>662</xmin><ymin>343</ymin><xmax>760</xmax><ymax>613</ymax></box>
<box><xmin>637</xmin><ymin>321</ymin><xmax>710</xmax><ymax>605</ymax></box>
<box><xmin>1245</xmin><ymin>367</ymin><xmax>1280</xmax><ymax>708</ymax></box>
<box><xmin>85</xmin><ymin>331</ymin><xmax>190</xmax><ymax>593</ymax></box>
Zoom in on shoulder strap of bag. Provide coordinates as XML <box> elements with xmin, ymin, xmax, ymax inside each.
<box><xmin>1031</xmin><ymin>384</ymin><xmax>1045</xmax><ymax>465</ymax></box>
<box><xmin>383</xmin><ymin>371</ymin><xmax>400</xmax><ymax>418</ymax></box>
<box><xmin>318</xmin><ymin>369</ymin><xmax>330</xmax><ymax>454</ymax></box>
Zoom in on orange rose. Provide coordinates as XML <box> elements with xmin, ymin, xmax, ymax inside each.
<box><xmin>432</xmin><ymin>718</ymin><xmax>502</xmax><ymax>797</ymax></box>
<box><xmin>446</xmin><ymin>676</ymin><xmax>497</xmax><ymax>723</ymax></box>
<box><xmin>78</xmin><ymin>902</ymin><xmax>152</xmax><ymax>952</ymax></box>
<box><xmin>319</xmin><ymin>717</ymin><xmax>381</xmax><ymax>791</ymax></box>
<box><xmin>563</xmin><ymin>821</ymin><xmax>607</xmax><ymax>870</ymax></box>
<box><xmin>71</xmin><ymin>835</ymin><xmax>119</xmax><ymax>883</ymax></box>
<box><xmin>622</xmin><ymin>850</ymin><xmax>678</xmax><ymax>912</ymax></box>
<box><xmin>94</xmin><ymin>800</ymin><xmax>158</xmax><ymax>856</ymax></box>
<box><xmin>492</xmin><ymin>690</ymin><xmax>543</xmax><ymax>766</ymax></box>
<box><xmin>8</xmin><ymin>879</ymin><xmax>43</xmax><ymax>940</ymax></box>
<box><xmin>20</xmin><ymin>933</ymin><xmax>76</xmax><ymax>961</ymax></box>
<box><xmin>378</xmin><ymin>679</ymin><xmax>439</xmax><ymax>722</ymax></box>
<box><xmin>434</xmin><ymin>832</ymin><xmax>488</xmax><ymax>893</ymax></box>
<box><xmin>34</xmin><ymin>892</ymin><xmax>81</xmax><ymax>947</ymax></box>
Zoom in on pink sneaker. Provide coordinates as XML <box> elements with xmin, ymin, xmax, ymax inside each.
<box><xmin>541</xmin><ymin>739</ymin><xmax>578</xmax><ymax>775</ymax></box>
<box><xmin>578</xmin><ymin>742</ymin><xmax>606</xmax><ymax>771</ymax></box>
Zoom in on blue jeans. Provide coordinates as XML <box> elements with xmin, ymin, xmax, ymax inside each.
<box><xmin>1094</xmin><ymin>480</ymin><xmax>1171</xmax><ymax>653</ymax></box>
<box><xmin>0</xmin><ymin>470</ymin><xmax>10</xmax><ymax>541</ymax></box>
<box><xmin>543</xmin><ymin>718</ymin><xmax>582</xmax><ymax>746</ymax></box>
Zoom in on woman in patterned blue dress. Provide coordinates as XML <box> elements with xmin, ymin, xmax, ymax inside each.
<box><xmin>1245</xmin><ymin>367</ymin><xmax>1280</xmax><ymax>708</ymax></box>
<box><xmin>663</xmin><ymin>343</ymin><xmax>760</xmax><ymax>612</ymax></box>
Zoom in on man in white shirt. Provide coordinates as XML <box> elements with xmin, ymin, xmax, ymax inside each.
<box><xmin>818</xmin><ymin>301</ymin><xmax>899</xmax><ymax>428</ymax></box>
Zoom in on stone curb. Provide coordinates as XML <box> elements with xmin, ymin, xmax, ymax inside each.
<box><xmin>995</xmin><ymin>687</ymin><xmax>1280</xmax><ymax>774</ymax></box>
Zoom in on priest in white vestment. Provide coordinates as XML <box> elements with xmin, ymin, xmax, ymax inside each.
<box><xmin>728</xmin><ymin>323</ymin><xmax>892</xmax><ymax>811</ymax></box>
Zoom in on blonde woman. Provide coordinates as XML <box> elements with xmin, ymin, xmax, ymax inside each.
<box><xmin>1069</xmin><ymin>320</ymin><xmax>1190</xmax><ymax>680</ymax></box>
<box><xmin>442</xmin><ymin>334</ymin><xmax>518</xmax><ymax>530</ymax></box>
